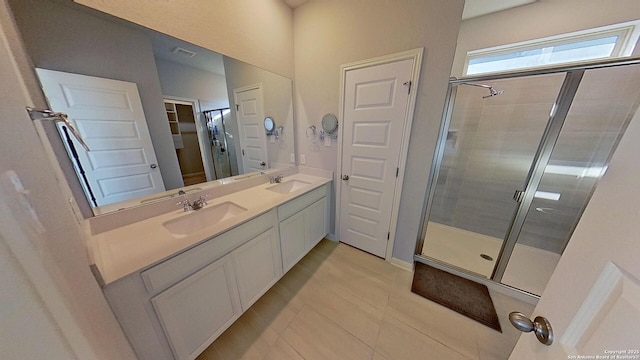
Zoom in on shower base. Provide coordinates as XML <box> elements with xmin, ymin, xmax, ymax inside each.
<box><xmin>422</xmin><ymin>222</ymin><xmax>560</xmax><ymax>295</ymax></box>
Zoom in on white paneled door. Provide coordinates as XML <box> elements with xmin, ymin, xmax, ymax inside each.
<box><xmin>339</xmin><ymin>58</ymin><xmax>414</xmax><ymax>258</ymax></box>
<box><xmin>36</xmin><ymin>69</ymin><xmax>165</xmax><ymax>206</ymax></box>
<box><xmin>509</xmin><ymin>104</ymin><xmax>640</xmax><ymax>359</ymax></box>
<box><xmin>234</xmin><ymin>85</ymin><xmax>268</xmax><ymax>174</ymax></box>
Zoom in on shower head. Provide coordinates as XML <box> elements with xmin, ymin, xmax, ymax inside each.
<box><xmin>459</xmin><ymin>82</ymin><xmax>504</xmax><ymax>99</ymax></box>
<box><xmin>482</xmin><ymin>87</ymin><xmax>505</xmax><ymax>98</ymax></box>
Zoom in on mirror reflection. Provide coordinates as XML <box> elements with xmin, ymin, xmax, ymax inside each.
<box><xmin>9</xmin><ymin>0</ymin><xmax>295</xmax><ymax>215</ymax></box>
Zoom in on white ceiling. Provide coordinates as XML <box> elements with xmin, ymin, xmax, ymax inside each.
<box><xmin>283</xmin><ymin>0</ymin><xmax>538</xmax><ymax>20</ymax></box>
<box><xmin>462</xmin><ymin>0</ymin><xmax>537</xmax><ymax>20</ymax></box>
<box><xmin>146</xmin><ymin>30</ymin><xmax>226</xmax><ymax>76</ymax></box>
<box><xmin>146</xmin><ymin>0</ymin><xmax>539</xmax><ymax>75</ymax></box>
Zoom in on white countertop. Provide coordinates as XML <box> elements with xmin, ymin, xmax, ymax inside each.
<box><xmin>88</xmin><ymin>172</ymin><xmax>331</xmax><ymax>285</ymax></box>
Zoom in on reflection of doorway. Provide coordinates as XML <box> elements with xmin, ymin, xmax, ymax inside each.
<box><xmin>36</xmin><ymin>68</ymin><xmax>166</xmax><ymax>206</ymax></box>
<box><xmin>233</xmin><ymin>85</ymin><xmax>268</xmax><ymax>173</ymax></box>
<box><xmin>203</xmin><ymin>108</ymin><xmax>234</xmax><ymax>179</ymax></box>
<box><xmin>164</xmin><ymin>99</ymin><xmax>206</xmax><ymax>186</ymax></box>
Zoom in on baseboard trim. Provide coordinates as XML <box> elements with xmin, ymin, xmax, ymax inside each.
<box><xmin>389</xmin><ymin>257</ymin><xmax>413</xmax><ymax>272</ymax></box>
<box><xmin>325</xmin><ymin>233</ymin><xmax>337</xmax><ymax>241</ymax></box>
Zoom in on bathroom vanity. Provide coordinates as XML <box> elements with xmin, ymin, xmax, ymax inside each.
<box><xmin>87</xmin><ymin>168</ymin><xmax>332</xmax><ymax>360</ymax></box>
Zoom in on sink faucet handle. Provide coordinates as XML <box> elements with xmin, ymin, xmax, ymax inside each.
<box><xmin>177</xmin><ymin>190</ymin><xmax>192</xmax><ymax>212</ymax></box>
<box><xmin>178</xmin><ymin>199</ymin><xmax>192</xmax><ymax>212</ymax></box>
<box><xmin>198</xmin><ymin>194</ymin><xmax>210</xmax><ymax>205</ymax></box>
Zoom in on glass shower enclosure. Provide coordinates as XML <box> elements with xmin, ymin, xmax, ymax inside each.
<box><xmin>417</xmin><ymin>59</ymin><xmax>640</xmax><ymax>296</ymax></box>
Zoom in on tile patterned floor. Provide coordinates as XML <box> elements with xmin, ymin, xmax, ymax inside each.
<box><xmin>197</xmin><ymin>240</ymin><xmax>535</xmax><ymax>360</ymax></box>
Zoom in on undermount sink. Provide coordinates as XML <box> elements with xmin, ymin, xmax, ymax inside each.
<box><xmin>266</xmin><ymin>180</ymin><xmax>311</xmax><ymax>194</ymax></box>
<box><xmin>162</xmin><ymin>201</ymin><xmax>248</xmax><ymax>236</ymax></box>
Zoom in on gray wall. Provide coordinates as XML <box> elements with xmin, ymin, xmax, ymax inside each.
<box><xmin>0</xmin><ymin>0</ymin><xmax>137</xmax><ymax>356</ymax></box>
<box><xmin>10</xmin><ymin>0</ymin><xmax>183</xmax><ymax>190</ymax></box>
<box><xmin>223</xmin><ymin>56</ymin><xmax>295</xmax><ymax>171</ymax></box>
<box><xmin>155</xmin><ymin>58</ymin><xmax>229</xmax><ymax>109</ymax></box>
<box><xmin>293</xmin><ymin>0</ymin><xmax>465</xmax><ymax>262</ymax></box>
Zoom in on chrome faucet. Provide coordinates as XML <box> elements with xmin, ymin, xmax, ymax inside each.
<box><xmin>177</xmin><ymin>191</ymin><xmax>210</xmax><ymax>211</ymax></box>
<box><xmin>269</xmin><ymin>175</ymin><xmax>284</xmax><ymax>184</ymax></box>
<box><xmin>192</xmin><ymin>195</ymin><xmax>208</xmax><ymax>210</ymax></box>
<box><xmin>177</xmin><ymin>190</ymin><xmax>192</xmax><ymax>212</ymax></box>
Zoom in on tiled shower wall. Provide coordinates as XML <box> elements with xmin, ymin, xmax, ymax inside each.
<box><xmin>429</xmin><ymin>65</ymin><xmax>640</xmax><ymax>254</ymax></box>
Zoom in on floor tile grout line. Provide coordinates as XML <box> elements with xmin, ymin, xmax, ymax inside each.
<box><xmin>372</xmin><ymin>271</ymin><xmax>394</xmax><ymax>356</ymax></box>
<box><xmin>302</xmin><ymin>281</ymin><xmax>383</xmax><ymax>345</ymax></box>
<box><xmin>271</xmin><ymin>332</ymin><xmax>307</xmax><ymax>360</ymax></box>
<box><xmin>298</xmin><ymin>303</ymin><xmax>377</xmax><ymax>355</ymax></box>
<box><xmin>384</xmin><ymin>294</ymin><xmax>481</xmax><ymax>360</ymax></box>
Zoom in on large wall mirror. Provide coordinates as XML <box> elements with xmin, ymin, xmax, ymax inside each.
<box><xmin>9</xmin><ymin>0</ymin><xmax>295</xmax><ymax>216</ymax></box>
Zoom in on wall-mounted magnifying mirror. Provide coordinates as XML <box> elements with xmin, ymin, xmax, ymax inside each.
<box><xmin>264</xmin><ymin>116</ymin><xmax>275</xmax><ymax>135</ymax></box>
<box><xmin>321</xmin><ymin>113</ymin><xmax>338</xmax><ymax>138</ymax></box>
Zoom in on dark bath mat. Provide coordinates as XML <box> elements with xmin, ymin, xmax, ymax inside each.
<box><xmin>411</xmin><ymin>261</ymin><xmax>502</xmax><ymax>332</ymax></box>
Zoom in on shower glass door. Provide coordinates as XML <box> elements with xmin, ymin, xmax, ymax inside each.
<box><xmin>421</xmin><ymin>74</ymin><xmax>566</xmax><ymax>278</ymax></box>
<box><xmin>500</xmin><ymin>64</ymin><xmax>640</xmax><ymax>295</ymax></box>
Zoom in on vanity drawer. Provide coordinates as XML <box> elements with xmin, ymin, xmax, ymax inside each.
<box><xmin>277</xmin><ymin>184</ymin><xmax>327</xmax><ymax>220</ymax></box>
<box><xmin>141</xmin><ymin>211</ymin><xmax>273</xmax><ymax>294</ymax></box>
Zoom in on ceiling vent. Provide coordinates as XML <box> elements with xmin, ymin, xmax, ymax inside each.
<box><xmin>171</xmin><ymin>46</ymin><xmax>196</xmax><ymax>58</ymax></box>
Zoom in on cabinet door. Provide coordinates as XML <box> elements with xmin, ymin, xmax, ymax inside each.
<box><xmin>152</xmin><ymin>256</ymin><xmax>241</xmax><ymax>360</ymax></box>
<box><xmin>305</xmin><ymin>197</ymin><xmax>328</xmax><ymax>251</ymax></box>
<box><xmin>233</xmin><ymin>229</ymin><xmax>282</xmax><ymax>310</ymax></box>
<box><xmin>279</xmin><ymin>211</ymin><xmax>306</xmax><ymax>273</ymax></box>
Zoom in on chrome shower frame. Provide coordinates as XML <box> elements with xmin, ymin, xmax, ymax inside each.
<box><xmin>414</xmin><ymin>57</ymin><xmax>640</xmax><ymax>301</ymax></box>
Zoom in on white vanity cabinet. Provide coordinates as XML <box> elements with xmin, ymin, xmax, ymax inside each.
<box><xmin>232</xmin><ymin>228</ymin><xmax>282</xmax><ymax>310</ymax></box>
<box><xmin>101</xmin><ymin>180</ymin><xmax>331</xmax><ymax>360</ymax></box>
<box><xmin>278</xmin><ymin>183</ymin><xmax>330</xmax><ymax>272</ymax></box>
<box><xmin>103</xmin><ymin>211</ymin><xmax>278</xmax><ymax>360</ymax></box>
<box><xmin>151</xmin><ymin>255</ymin><xmax>241</xmax><ymax>360</ymax></box>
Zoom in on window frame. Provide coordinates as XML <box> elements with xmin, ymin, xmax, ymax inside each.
<box><xmin>464</xmin><ymin>20</ymin><xmax>640</xmax><ymax>76</ymax></box>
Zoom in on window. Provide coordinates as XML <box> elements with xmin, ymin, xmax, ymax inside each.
<box><xmin>464</xmin><ymin>20</ymin><xmax>640</xmax><ymax>76</ymax></box>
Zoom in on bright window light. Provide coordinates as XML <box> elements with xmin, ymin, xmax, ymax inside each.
<box><xmin>465</xmin><ymin>20</ymin><xmax>640</xmax><ymax>76</ymax></box>
<box><xmin>534</xmin><ymin>191</ymin><xmax>561</xmax><ymax>201</ymax></box>
<box><xmin>544</xmin><ymin>165</ymin><xmax>608</xmax><ymax>178</ymax></box>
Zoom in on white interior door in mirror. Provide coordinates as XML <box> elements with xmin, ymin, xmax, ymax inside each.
<box><xmin>509</xmin><ymin>104</ymin><xmax>640</xmax><ymax>359</ymax></box>
<box><xmin>35</xmin><ymin>68</ymin><xmax>165</xmax><ymax>206</ymax></box>
<box><xmin>234</xmin><ymin>85</ymin><xmax>268</xmax><ymax>173</ymax></box>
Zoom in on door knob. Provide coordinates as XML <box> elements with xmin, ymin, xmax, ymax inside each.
<box><xmin>342</xmin><ymin>175</ymin><xmax>349</xmax><ymax>181</ymax></box>
<box><xmin>150</xmin><ymin>164</ymin><xmax>157</xmax><ymax>169</ymax></box>
<box><xmin>260</xmin><ymin>162</ymin><xmax>266</xmax><ymax>167</ymax></box>
<box><xmin>509</xmin><ymin>312</ymin><xmax>553</xmax><ymax>346</ymax></box>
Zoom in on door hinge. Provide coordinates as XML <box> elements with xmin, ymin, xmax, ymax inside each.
<box><xmin>396</xmin><ymin>167</ymin><xmax>399</xmax><ymax>177</ymax></box>
<box><xmin>403</xmin><ymin>80</ymin><xmax>412</xmax><ymax>95</ymax></box>
<box><xmin>242</xmin><ymin>149</ymin><xmax>245</xmax><ymax>156</ymax></box>
<box><xmin>387</xmin><ymin>232</ymin><xmax>390</xmax><ymax>240</ymax></box>
<box><xmin>513</xmin><ymin>189</ymin><xmax>525</xmax><ymax>203</ymax></box>
<box><xmin>236</xmin><ymin>104</ymin><xmax>239</xmax><ymax>111</ymax></box>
